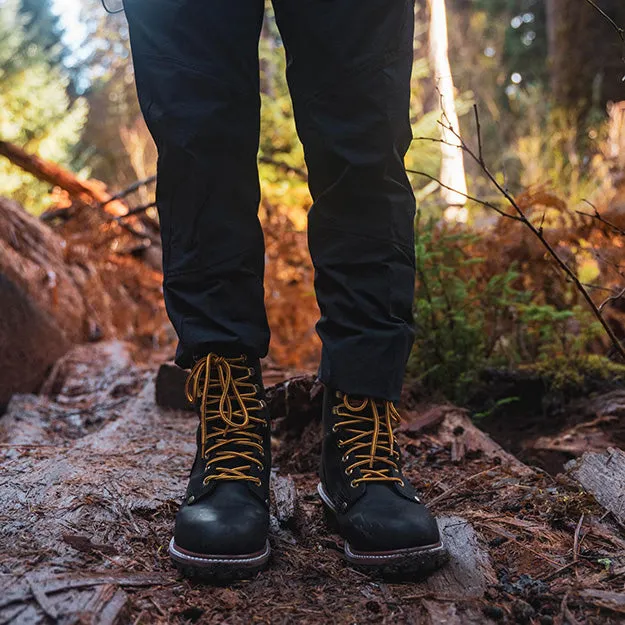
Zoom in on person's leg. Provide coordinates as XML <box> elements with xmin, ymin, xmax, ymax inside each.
<box><xmin>125</xmin><ymin>0</ymin><xmax>270</xmax><ymax>369</ymax></box>
<box><xmin>273</xmin><ymin>0</ymin><xmax>417</xmax><ymax>402</ymax></box>
<box><xmin>125</xmin><ymin>0</ymin><xmax>272</xmax><ymax>581</ymax></box>
<box><xmin>274</xmin><ymin>0</ymin><xmax>447</xmax><ymax>576</ymax></box>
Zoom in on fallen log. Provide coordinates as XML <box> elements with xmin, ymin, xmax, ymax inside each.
<box><xmin>0</xmin><ymin>139</ymin><xmax>128</xmax><ymax>216</ymax></box>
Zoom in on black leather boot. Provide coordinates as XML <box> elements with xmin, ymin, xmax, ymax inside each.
<box><xmin>168</xmin><ymin>354</ymin><xmax>271</xmax><ymax>581</ymax></box>
<box><xmin>319</xmin><ymin>388</ymin><xmax>448</xmax><ymax>578</ymax></box>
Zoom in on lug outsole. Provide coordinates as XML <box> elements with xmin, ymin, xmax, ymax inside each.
<box><xmin>317</xmin><ymin>483</ymin><xmax>449</xmax><ymax>579</ymax></box>
<box><xmin>168</xmin><ymin>538</ymin><xmax>270</xmax><ymax>582</ymax></box>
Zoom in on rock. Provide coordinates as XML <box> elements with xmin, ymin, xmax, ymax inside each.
<box><xmin>0</xmin><ymin>273</ymin><xmax>70</xmax><ymax>412</ymax></box>
<box><xmin>155</xmin><ymin>361</ymin><xmax>191</xmax><ymax>411</ymax></box>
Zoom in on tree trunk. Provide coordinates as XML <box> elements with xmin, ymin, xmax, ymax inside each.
<box><xmin>428</xmin><ymin>0</ymin><xmax>468</xmax><ymax>215</ymax></box>
<box><xmin>548</xmin><ymin>0</ymin><xmax>625</xmax><ymax>115</ymax></box>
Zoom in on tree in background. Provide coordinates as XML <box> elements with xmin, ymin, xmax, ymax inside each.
<box><xmin>0</xmin><ymin>0</ymin><xmax>87</xmax><ymax>212</ymax></box>
<box><xmin>74</xmin><ymin>0</ymin><xmax>152</xmax><ymax>197</ymax></box>
<box><xmin>547</xmin><ymin>0</ymin><xmax>625</xmax><ymax>119</ymax></box>
<box><xmin>428</xmin><ymin>0</ymin><xmax>468</xmax><ymax>218</ymax></box>
<box><xmin>18</xmin><ymin>0</ymin><xmax>69</xmax><ymax>68</ymax></box>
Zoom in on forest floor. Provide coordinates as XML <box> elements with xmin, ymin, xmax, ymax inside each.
<box><xmin>1</xmin><ymin>341</ymin><xmax>625</xmax><ymax>625</ymax></box>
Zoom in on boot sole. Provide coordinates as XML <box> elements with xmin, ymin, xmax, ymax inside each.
<box><xmin>168</xmin><ymin>537</ymin><xmax>270</xmax><ymax>582</ymax></box>
<box><xmin>317</xmin><ymin>483</ymin><xmax>449</xmax><ymax>579</ymax></box>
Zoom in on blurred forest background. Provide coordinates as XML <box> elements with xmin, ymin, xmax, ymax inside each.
<box><xmin>2</xmin><ymin>0</ymin><xmax>625</xmax><ymax>409</ymax></box>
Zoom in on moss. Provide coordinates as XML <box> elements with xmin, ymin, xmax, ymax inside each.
<box><xmin>521</xmin><ymin>354</ymin><xmax>625</xmax><ymax>393</ymax></box>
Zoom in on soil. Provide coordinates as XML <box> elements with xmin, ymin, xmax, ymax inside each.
<box><xmin>461</xmin><ymin>368</ymin><xmax>625</xmax><ymax>475</ymax></box>
<box><xmin>1</xmin><ymin>342</ymin><xmax>625</xmax><ymax>624</ymax></box>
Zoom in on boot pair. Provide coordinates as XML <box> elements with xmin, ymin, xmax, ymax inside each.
<box><xmin>168</xmin><ymin>354</ymin><xmax>447</xmax><ymax>581</ymax></box>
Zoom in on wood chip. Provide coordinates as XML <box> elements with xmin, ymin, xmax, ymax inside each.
<box><xmin>567</xmin><ymin>447</ymin><xmax>625</xmax><ymax>525</ymax></box>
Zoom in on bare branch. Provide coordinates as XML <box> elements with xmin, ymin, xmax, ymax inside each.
<box><xmin>599</xmin><ymin>286</ymin><xmax>625</xmax><ymax>312</ymax></box>
<box><xmin>577</xmin><ymin>199</ymin><xmax>625</xmax><ymax>237</ymax></box>
<box><xmin>406</xmin><ymin>168</ymin><xmax>521</xmax><ymax>221</ymax></box>
<box><xmin>583</xmin><ymin>0</ymin><xmax>625</xmax><ymax>42</ymax></box>
<box><xmin>259</xmin><ymin>155</ymin><xmax>308</xmax><ymax>181</ymax></box>
<box><xmin>101</xmin><ymin>175</ymin><xmax>156</xmax><ymax>208</ymax></box>
<box><xmin>474</xmin><ymin>104</ymin><xmax>484</xmax><ymax>166</ymax></box>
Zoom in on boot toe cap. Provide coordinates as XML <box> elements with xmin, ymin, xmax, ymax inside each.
<box><xmin>341</xmin><ymin>487</ymin><xmax>441</xmax><ymax>552</ymax></box>
<box><xmin>174</xmin><ymin>490</ymin><xmax>268</xmax><ymax>556</ymax></box>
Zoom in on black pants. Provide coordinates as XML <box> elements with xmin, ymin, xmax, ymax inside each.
<box><xmin>125</xmin><ymin>0</ymin><xmax>417</xmax><ymax>401</ymax></box>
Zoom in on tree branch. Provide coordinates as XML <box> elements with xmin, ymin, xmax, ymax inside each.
<box><xmin>259</xmin><ymin>156</ymin><xmax>308</xmax><ymax>181</ymax></box>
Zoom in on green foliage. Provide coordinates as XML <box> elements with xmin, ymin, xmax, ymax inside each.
<box><xmin>407</xmin><ymin>213</ymin><xmax>605</xmax><ymax>402</ymax></box>
<box><xmin>0</xmin><ymin>0</ymin><xmax>88</xmax><ymax>212</ymax></box>
<box><xmin>510</xmin><ymin>87</ymin><xmax>612</xmax><ymax>204</ymax></box>
<box><xmin>19</xmin><ymin>0</ymin><xmax>69</xmax><ymax>68</ymax></box>
<box><xmin>523</xmin><ymin>353</ymin><xmax>625</xmax><ymax>394</ymax></box>
<box><xmin>408</xmin><ymin>214</ymin><xmax>513</xmax><ymax>400</ymax></box>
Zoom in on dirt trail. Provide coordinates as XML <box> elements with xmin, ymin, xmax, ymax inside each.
<box><xmin>1</xmin><ymin>342</ymin><xmax>624</xmax><ymax>624</ymax></box>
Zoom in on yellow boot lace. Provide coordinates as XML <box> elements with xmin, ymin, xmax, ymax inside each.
<box><xmin>332</xmin><ymin>392</ymin><xmax>404</xmax><ymax>488</ymax></box>
<box><xmin>185</xmin><ymin>354</ymin><xmax>267</xmax><ymax>486</ymax></box>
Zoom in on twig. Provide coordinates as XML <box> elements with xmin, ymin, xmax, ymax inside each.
<box><xmin>100</xmin><ymin>175</ymin><xmax>156</xmax><ymax>208</ymax></box>
<box><xmin>538</xmin><ymin>560</ymin><xmax>578</xmax><ymax>582</ymax></box>
<box><xmin>599</xmin><ymin>286</ymin><xmax>625</xmax><ymax>312</ymax></box>
<box><xmin>583</xmin><ymin>0</ymin><xmax>625</xmax><ymax>42</ymax></box>
<box><xmin>115</xmin><ymin>220</ymin><xmax>160</xmax><ymax>246</ymax></box>
<box><xmin>407</xmin><ymin>167</ymin><xmax>521</xmax><ymax>221</ymax></box>
<box><xmin>577</xmin><ymin>199</ymin><xmax>625</xmax><ymax>237</ymax></box>
<box><xmin>259</xmin><ymin>155</ymin><xmax>308</xmax><ymax>181</ymax></box>
<box><xmin>560</xmin><ymin>591</ymin><xmax>581</xmax><ymax>625</ymax></box>
<box><xmin>573</xmin><ymin>513</ymin><xmax>584</xmax><ymax>562</ymax></box>
<box><xmin>473</xmin><ymin>104</ymin><xmax>484</xmax><ymax>166</ymax></box>
<box><xmin>428</xmin><ymin>467</ymin><xmax>494</xmax><ymax>507</ymax></box>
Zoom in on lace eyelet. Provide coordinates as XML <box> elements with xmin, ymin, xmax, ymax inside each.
<box><xmin>350</xmin><ymin>480</ymin><xmax>358</xmax><ymax>489</ymax></box>
<box><xmin>203</xmin><ymin>477</ymin><xmax>210</xmax><ymax>486</ymax></box>
<box><xmin>255</xmin><ymin>384</ymin><xmax>260</xmax><ymax>393</ymax></box>
<box><xmin>248</xmin><ymin>367</ymin><xmax>255</xmax><ymax>376</ymax></box>
<box><xmin>344</xmin><ymin>468</ymin><xmax>353</xmax><ymax>477</ymax></box>
<box><xmin>341</xmin><ymin>454</ymin><xmax>348</xmax><ymax>463</ymax></box>
<box><xmin>398</xmin><ymin>479</ymin><xmax>405</xmax><ymax>487</ymax></box>
<box><xmin>331</xmin><ymin>424</ymin><xmax>338</xmax><ymax>433</ymax></box>
<box><xmin>332</xmin><ymin>407</ymin><xmax>338</xmax><ymax>415</ymax></box>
